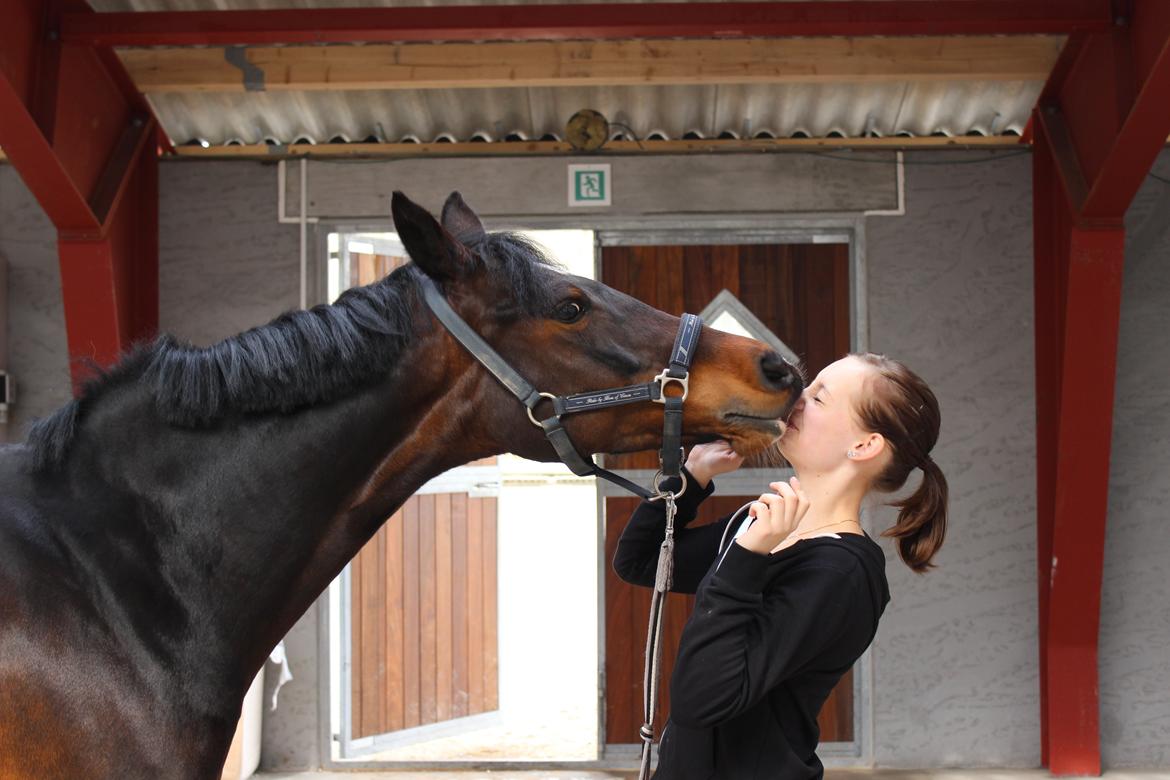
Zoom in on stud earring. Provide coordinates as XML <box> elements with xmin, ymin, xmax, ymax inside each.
<box><xmin>846</xmin><ymin>450</ymin><xmax>856</xmax><ymax>458</ymax></box>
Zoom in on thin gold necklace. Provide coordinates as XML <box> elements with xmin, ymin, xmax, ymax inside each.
<box><xmin>789</xmin><ymin>518</ymin><xmax>862</xmax><ymax>541</ymax></box>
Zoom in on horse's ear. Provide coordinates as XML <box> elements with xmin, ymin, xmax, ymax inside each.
<box><xmin>440</xmin><ymin>191</ymin><xmax>486</xmax><ymax>246</ymax></box>
<box><xmin>391</xmin><ymin>191</ymin><xmax>470</xmax><ymax>280</ymax></box>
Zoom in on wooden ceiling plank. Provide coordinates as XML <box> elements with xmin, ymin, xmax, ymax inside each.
<box><xmin>118</xmin><ymin>35</ymin><xmax>1064</xmax><ymax>93</ymax></box>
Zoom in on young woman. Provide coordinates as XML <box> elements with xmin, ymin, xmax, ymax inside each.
<box><xmin>614</xmin><ymin>352</ymin><xmax>949</xmax><ymax>779</ymax></box>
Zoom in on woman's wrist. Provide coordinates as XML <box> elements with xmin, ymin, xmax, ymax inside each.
<box><xmin>684</xmin><ymin>463</ymin><xmax>711</xmax><ymax>489</ymax></box>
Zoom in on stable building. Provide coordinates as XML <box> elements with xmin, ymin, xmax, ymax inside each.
<box><xmin>1</xmin><ymin>1</ymin><xmax>1168</xmax><ymax>777</ymax></box>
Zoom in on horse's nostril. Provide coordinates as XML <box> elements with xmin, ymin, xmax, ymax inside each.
<box><xmin>760</xmin><ymin>351</ymin><xmax>797</xmax><ymax>389</ymax></box>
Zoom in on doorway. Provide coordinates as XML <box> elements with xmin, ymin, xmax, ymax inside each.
<box><xmin>328</xmin><ymin>229</ymin><xmax>603</xmax><ymax>763</ymax></box>
<box><xmin>597</xmin><ymin>236</ymin><xmax>858</xmax><ymax>757</ymax></box>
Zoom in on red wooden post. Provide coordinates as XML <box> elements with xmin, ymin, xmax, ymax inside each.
<box><xmin>1032</xmin><ymin>2</ymin><xmax>1170</xmax><ymax>772</ymax></box>
<box><xmin>1048</xmin><ymin>221</ymin><xmax>1125</xmax><ymax>775</ymax></box>
<box><xmin>0</xmin><ymin>0</ymin><xmax>159</xmax><ymax>391</ymax></box>
<box><xmin>1031</xmin><ymin>116</ymin><xmax>1065</xmax><ymax>770</ymax></box>
<box><xmin>1033</xmin><ymin>126</ymin><xmax>1124</xmax><ymax>769</ymax></box>
<box><xmin>58</xmin><ymin>134</ymin><xmax>159</xmax><ymax>387</ymax></box>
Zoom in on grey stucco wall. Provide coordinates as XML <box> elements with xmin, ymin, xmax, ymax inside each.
<box><xmin>865</xmin><ymin>149</ymin><xmax>1170</xmax><ymax>769</ymax></box>
<box><xmin>0</xmin><ymin>167</ymin><xmax>71</xmax><ymax>440</ymax></box>
<box><xmin>158</xmin><ymin>161</ymin><xmax>299</xmax><ymax>345</ymax></box>
<box><xmin>1099</xmin><ymin>154</ymin><xmax>1170</xmax><ymax>767</ymax></box>
<box><xmin>865</xmin><ymin>152</ymin><xmax>1041</xmax><ymax>767</ymax></box>
<box><xmin>1</xmin><ymin>150</ymin><xmax>1167</xmax><ymax>770</ymax></box>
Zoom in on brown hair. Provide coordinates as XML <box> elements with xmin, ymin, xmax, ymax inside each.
<box><xmin>849</xmin><ymin>352</ymin><xmax>948</xmax><ymax>573</ymax></box>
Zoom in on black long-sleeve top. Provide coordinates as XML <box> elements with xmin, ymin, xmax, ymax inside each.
<box><xmin>613</xmin><ymin>468</ymin><xmax>890</xmax><ymax>779</ymax></box>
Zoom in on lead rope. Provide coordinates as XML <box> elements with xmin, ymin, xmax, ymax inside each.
<box><xmin>638</xmin><ymin>489</ymin><xmax>678</xmax><ymax>780</ymax></box>
<box><xmin>638</xmin><ymin>495</ymin><xmax>754</xmax><ymax>780</ymax></box>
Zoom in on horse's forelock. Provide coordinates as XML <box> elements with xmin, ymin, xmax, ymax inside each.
<box><xmin>470</xmin><ymin>232</ymin><xmax>565</xmax><ymax>315</ymax></box>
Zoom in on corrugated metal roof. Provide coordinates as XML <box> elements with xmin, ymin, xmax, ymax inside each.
<box><xmin>146</xmin><ymin>81</ymin><xmax>1034</xmax><ymax>146</ymax></box>
<box><xmin>92</xmin><ymin>0</ymin><xmax>1041</xmax><ymax>146</ymax></box>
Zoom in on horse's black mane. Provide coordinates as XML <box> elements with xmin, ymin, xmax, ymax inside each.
<box><xmin>27</xmin><ymin>232</ymin><xmax>563</xmax><ymax>471</ymax></box>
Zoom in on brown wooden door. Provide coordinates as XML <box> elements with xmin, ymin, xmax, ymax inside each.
<box><xmin>601</xmin><ymin>242</ymin><xmax>854</xmax><ymax>745</ymax></box>
<box><xmin>350</xmin><ymin>491</ymin><xmax>499</xmax><ymax>739</ymax></box>
<box><xmin>343</xmin><ymin>247</ymin><xmax>499</xmax><ymax>745</ymax></box>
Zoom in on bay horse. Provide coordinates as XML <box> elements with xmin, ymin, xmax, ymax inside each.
<box><xmin>0</xmin><ymin>191</ymin><xmax>803</xmax><ymax>779</ymax></box>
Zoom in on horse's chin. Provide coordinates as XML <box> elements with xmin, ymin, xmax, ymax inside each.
<box><xmin>710</xmin><ymin>417</ymin><xmax>787</xmax><ymax>466</ymax></box>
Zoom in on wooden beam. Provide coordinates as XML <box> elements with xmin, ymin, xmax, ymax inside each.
<box><xmin>119</xmin><ymin>36</ymin><xmax>1065</xmax><ymax>93</ymax></box>
<box><xmin>1039</xmin><ymin>3</ymin><xmax>1170</xmax><ymax>221</ymax></box>
<box><xmin>60</xmin><ymin>1</ymin><xmax>1113</xmax><ymax>47</ymax></box>
<box><xmin>166</xmin><ymin>135</ymin><xmax>1024</xmax><ymax>159</ymax></box>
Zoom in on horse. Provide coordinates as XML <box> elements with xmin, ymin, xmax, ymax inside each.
<box><xmin>0</xmin><ymin>191</ymin><xmax>803</xmax><ymax>779</ymax></box>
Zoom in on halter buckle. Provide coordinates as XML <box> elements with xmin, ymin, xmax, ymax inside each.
<box><xmin>652</xmin><ymin>369</ymin><xmax>689</xmax><ymax>404</ymax></box>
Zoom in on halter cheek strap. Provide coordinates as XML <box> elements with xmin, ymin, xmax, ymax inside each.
<box><xmin>420</xmin><ymin>277</ymin><xmax>701</xmax><ymax>499</ymax></box>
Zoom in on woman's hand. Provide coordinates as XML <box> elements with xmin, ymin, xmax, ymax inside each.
<box><xmin>736</xmin><ymin>477</ymin><xmax>810</xmax><ymax>554</ymax></box>
<box><xmin>685</xmin><ymin>440</ymin><xmax>744</xmax><ymax>489</ymax></box>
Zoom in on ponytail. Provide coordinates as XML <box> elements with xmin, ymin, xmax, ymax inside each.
<box><xmin>881</xmin><ymin>456</ymin><xmax>948</xmax><ymax>573</ymax></box>
<box><xmin>849</xmin><ymin>352</ymin><xmax>950</xmax><ymax>574</ymax></box>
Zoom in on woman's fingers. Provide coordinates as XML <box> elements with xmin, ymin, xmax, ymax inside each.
<box><xmin>754</xmin><ymin>493</ymin><xmax>789</xmax><ymax>539</ymax></box>
<box><xmin>771</xmin><ymin>482</ymin><xmax>798</xmax><ymax>531</ymax></box>
<box><xmin>686</xmin><ymin>440</ymin><xmax>744</xmax><ymax>480</ymax></box>
<box><xmin>739</xmin><ymin>476</ymin><xmax>816</xmax><ymax>554</ymax></box>
<box><xmin>790</xmin><ymin>477</ymin><xmax>809</xmax><ymax>523</ymax></box>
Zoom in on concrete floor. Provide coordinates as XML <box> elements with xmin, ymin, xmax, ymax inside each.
<box><xmin>255</xmin><ymin>771</ymin><xmax>1169</xmax><ymax>779</ymax></box>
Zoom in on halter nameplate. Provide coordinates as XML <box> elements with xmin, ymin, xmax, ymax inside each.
<box><xmin>557</xmin><ymin>384</ymin><xmax>655</xmax><ymax>415</ymax></box>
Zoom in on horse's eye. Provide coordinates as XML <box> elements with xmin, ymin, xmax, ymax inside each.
<box><xmin>554</xmin><ymin>300</ymin><xmax>586</xmax><ymax>323</ymax></box>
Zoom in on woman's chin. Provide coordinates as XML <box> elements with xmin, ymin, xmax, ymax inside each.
<box><xmin>775</xmin><ymin>444</ymin><xmax>799</xmax><ymax>469</ymax></box>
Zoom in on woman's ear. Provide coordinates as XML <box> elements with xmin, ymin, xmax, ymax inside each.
<box><xmin>850</xmin><ymin>433</ymin><xmax>886</xmax><ymax>462</ymax></box>
<box><xmin>391</xmin><ymin>191</ymin><xmax>474</xmax><ymax>281</ymax></box>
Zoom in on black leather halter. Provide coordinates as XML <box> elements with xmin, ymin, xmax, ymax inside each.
<box><xmin>421</xmin><ymin>277</ymin><xmax>702</xmax><ymax>500</ymax></box>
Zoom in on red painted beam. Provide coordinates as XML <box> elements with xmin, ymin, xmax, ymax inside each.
<box><xmin>0</xmin><ymin>73</ymin><xmax>99</xmax><ymax>233</ymax></box>
<box><xmin>1047</xmin><ymin>225</ymin><xmax>1124</xmax><ymax>776</ymax></box>
<box><xmin>0</xmin><ymin>0</ymin><xmax>98</xmax><ymax>232</ymax></box>
<box><xmin>0</xmin><ymin>0</ymin><xmax>156</xmax><ymax>234</ymax></box>
<box><xmin>58</xmin><ymin>120</ymin><xmax>159</xmax><ymax>389</ymax></box>
<box><xmin>59</xmin><ymin>0</ymin><xmax>1112</xmax><ymax>47</ymax></box>
<box><xmin>1038</xmin><ymin>1</ymin><xmax>1170</xmax><ymax>221</ymax></box>
<box><xmin>1031</xmin><ymin>114</ymin><xmax>1069</xmax><ymax>770</ymax></box>
<box><xmin>0</xmin><ymin>0</ymin><xmax>160</xmax><ymax>389</ymax></box>
<box><xmin>1033</xmin><ymin>114</ymin><xmax>1127</xmax><ymax>775</ymax></box>
<box><xmin>1081</xmin><ymin>0</ymin><xmax>1170</xmax><ymax>217</ymax></box>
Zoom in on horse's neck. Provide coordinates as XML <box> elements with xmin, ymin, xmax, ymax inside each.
<box><xmin>67</xmin><ymin>345</ymin><xmax>488</xmax><ymax>704</ymax></box>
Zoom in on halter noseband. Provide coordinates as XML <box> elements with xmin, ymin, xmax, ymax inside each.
<box><xmin>420</xmin><ymin>277</ymin><xmax>701</xmax><ymax>499</ymax></box>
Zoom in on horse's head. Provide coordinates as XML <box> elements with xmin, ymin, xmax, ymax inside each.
<box><xmin>392</xmin><ymin>191</ymin><xmax>804</xmax><ymax>462</ymax></box>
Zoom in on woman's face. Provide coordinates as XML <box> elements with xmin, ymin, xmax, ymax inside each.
<box><xmin>778</xmin><ymin>356</ymin><xmax>878</xmax><ymax>473</ymax></box>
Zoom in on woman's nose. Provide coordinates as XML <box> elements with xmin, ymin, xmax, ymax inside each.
<box><xmin>759</xmin><ymin>351</ymin><xmax>803</xmax><ymax>392</ymax></box>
